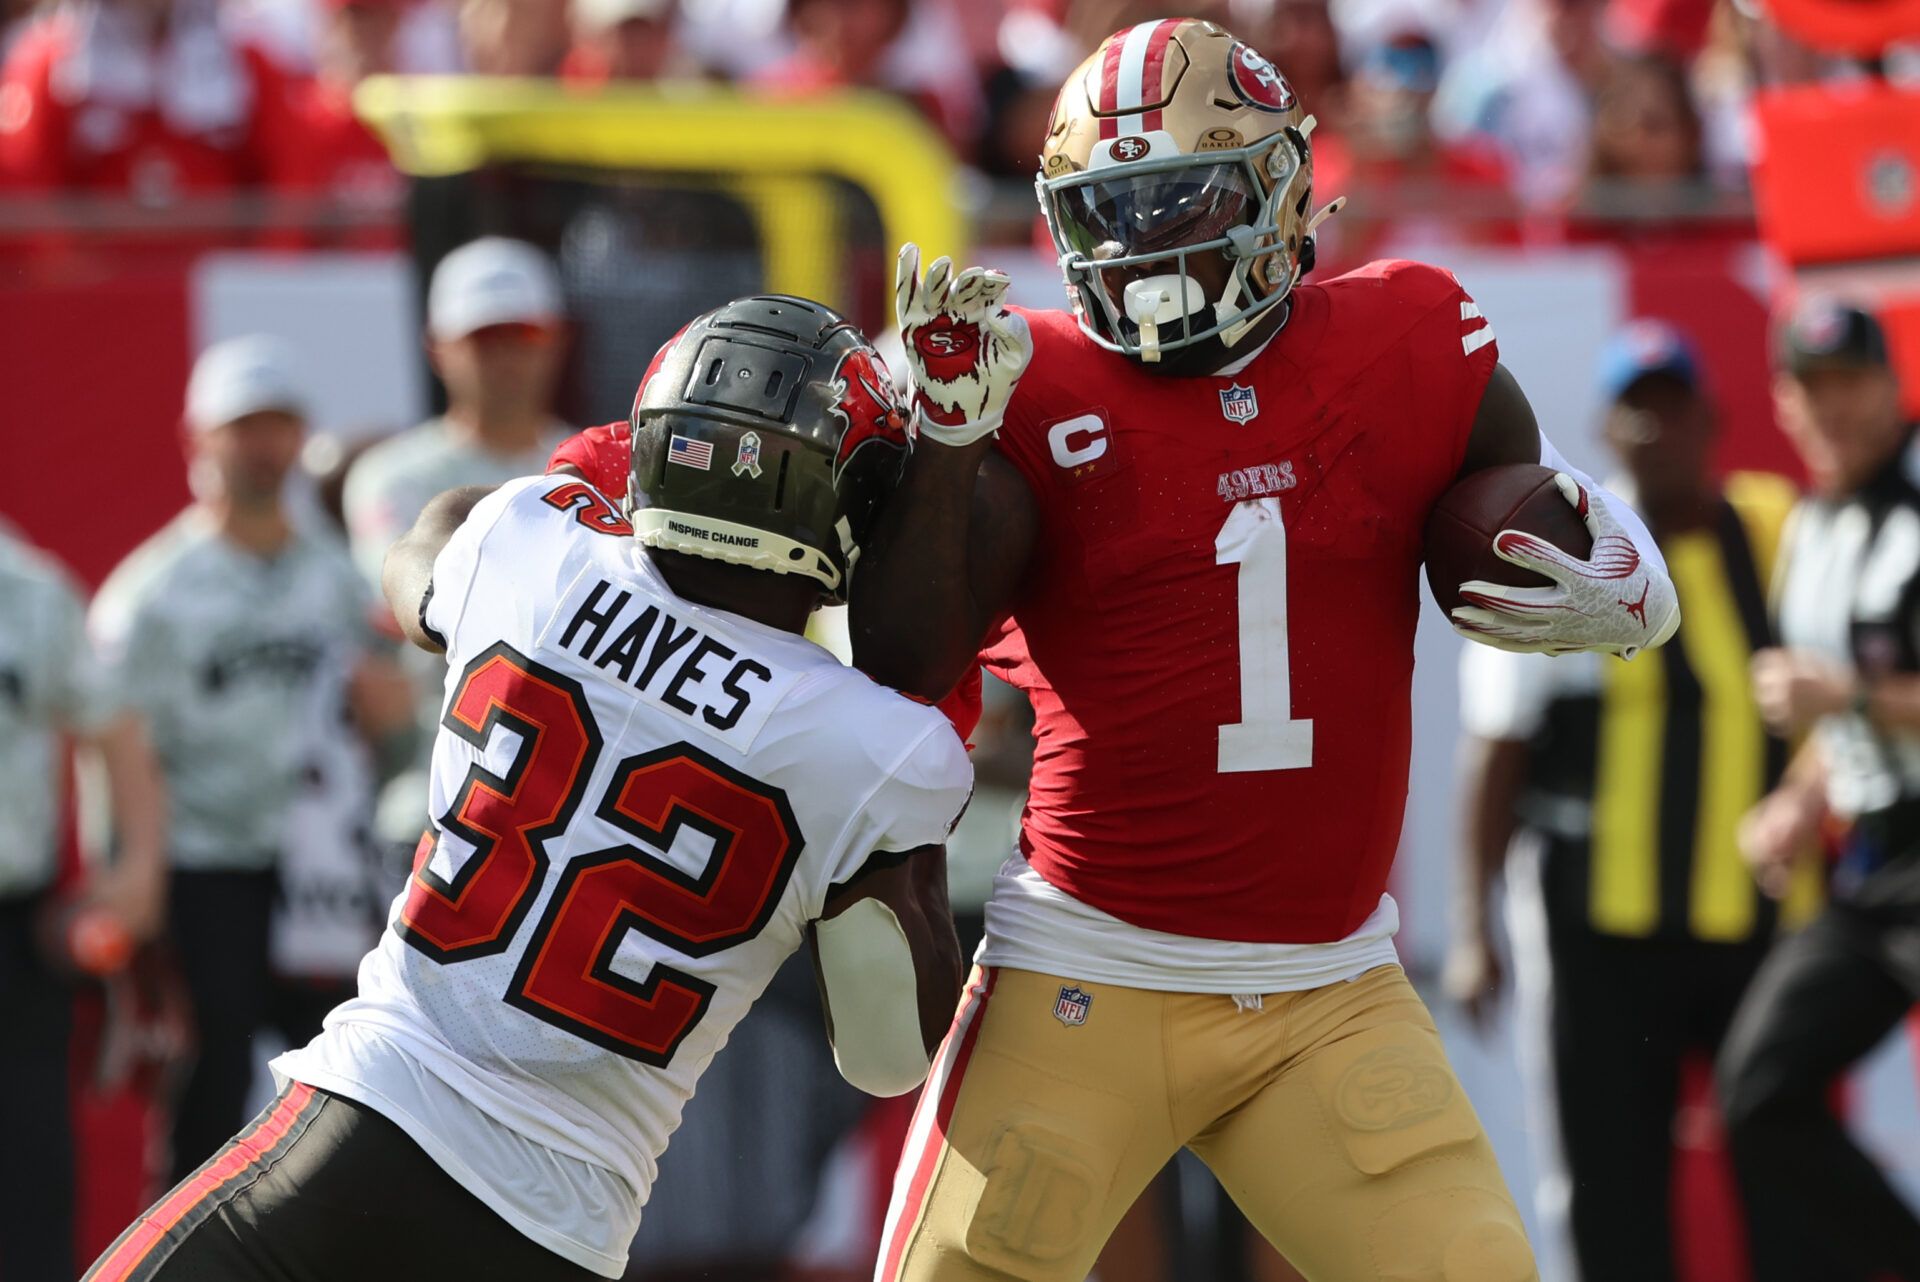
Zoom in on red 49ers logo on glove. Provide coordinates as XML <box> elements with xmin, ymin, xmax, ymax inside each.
<box><xmin>914</xmin><ymin>319</ymin><xmax>981</xmax><ymax>372</ymax></box>
<box><xmin>895</xmin><ymin>243</ymin><xmax>1033</xmax><ymax>443</ymax></box>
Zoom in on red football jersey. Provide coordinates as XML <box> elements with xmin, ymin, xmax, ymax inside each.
<box><xmin>985</xmin><ymin>259</ymin><xmax>1498</xmax><ymax>943</ymax></box>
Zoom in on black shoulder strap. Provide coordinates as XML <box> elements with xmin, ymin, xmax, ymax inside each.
<box><xmin>1715</xmin><ymin>497</ymin><xmax>1773</xmax><ymax>653</ymax></box>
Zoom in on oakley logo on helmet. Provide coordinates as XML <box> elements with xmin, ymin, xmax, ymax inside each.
<box><xmin>1227</xmin><ymin>42</ymin><xmax>1297</xmax><ymax>113</ymax></box>
<box><xmin>1109</xmin><ymin>136</ymin><xmax>1150</xmax><ymax>162</ymax></box>
<box><xmin>829</xmin><ymin>347</ymin><xmax>910</xmax><ymax>483</ymax></box>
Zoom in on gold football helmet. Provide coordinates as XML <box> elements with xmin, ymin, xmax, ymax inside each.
<box><xmin>1037</xmin><ymin>18</ymin><xmax>1344</xmax><ymax>363</ymax></box>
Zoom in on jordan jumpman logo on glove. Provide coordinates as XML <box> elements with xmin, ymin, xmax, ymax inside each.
<box><xmin>1450</xmin><ymin>473</ymin><xmax>1681</xmax><ymax>660</ymax></box>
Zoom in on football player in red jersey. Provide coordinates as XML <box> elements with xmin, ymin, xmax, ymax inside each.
<box><xmin>849</xmin><ymin>18</ymin><xmax>1679</xmax><ymax>1282</ymax></box>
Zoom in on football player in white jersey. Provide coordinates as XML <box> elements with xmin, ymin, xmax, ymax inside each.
<box><xmin>85</xmin><ymin>296</ymin><xmax>973</xmax><ymax>1282</ymax></box>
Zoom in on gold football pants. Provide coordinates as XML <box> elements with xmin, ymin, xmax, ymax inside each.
<box><xmin>876</xmin><ymin>964</ymin><xmax>1536</xmax><ymax>1282</ymax></box>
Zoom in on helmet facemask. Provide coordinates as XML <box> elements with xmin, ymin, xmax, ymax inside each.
<box><xmin>1040</xmin><ymin>127</ymin><xmax>1322</xmax><ymax>365</ymax></box>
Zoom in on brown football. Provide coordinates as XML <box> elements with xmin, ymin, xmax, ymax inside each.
<box><xmin>1423</xmin><ymin>463</ymin><xmax>1593</xmax><ymax>615</ymax></box>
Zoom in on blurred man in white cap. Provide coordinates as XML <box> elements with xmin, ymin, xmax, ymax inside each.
<box><xmin>92</xmin><ymin>335</ymin><xmax>405</xmax><ymax>1183</ymax></box>
<box><xmin>343</xmin><ymin>237</ymin><xmax>573</xmax><ymax>855</ymax></box>
<box><xmin>561</xmin><ymin>0</ymin><xmax>680</xmax><ymax>83</ymax></box>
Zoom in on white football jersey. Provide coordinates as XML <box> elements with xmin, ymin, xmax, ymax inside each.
<box><xmin>276</xmin><ymin>475</ymin><xmax>971</xmax><ymax>1276</ymax></box>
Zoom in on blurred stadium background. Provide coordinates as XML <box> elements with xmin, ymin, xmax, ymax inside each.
<box><xmin>4</xmin><ymin>0</ymin><xmax>1920</xmax><ymax>1277</ymax></box>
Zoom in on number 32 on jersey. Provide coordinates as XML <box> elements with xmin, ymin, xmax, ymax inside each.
<box><xmin>1216</xmin><ymin>497</ymin><xmax>1314</xmax><ymax>773</ymax></box>
<box><xmin>398</xmin><ymin>643</ymin><xmax>802</xmax><ymax>1066</ymax></box>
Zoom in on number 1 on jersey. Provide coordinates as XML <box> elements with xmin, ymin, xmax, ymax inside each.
<box><xmin>1216</xmin><ymin>497</ymin><xmax>1313</xmax><ymax>773</ymax></box>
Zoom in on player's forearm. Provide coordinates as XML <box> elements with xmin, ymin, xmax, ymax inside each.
<box><xmin>903</xmin><ymin>858</ymin><xmax>965</xmax><ymax>1058</ymax></box>
<box><xmin>813</xmin><ymin>851</ymin><xmax>964</xmax><ymax>1096</ymax></box>
<box><xmin>850</xmin><ymin>440</ymin><xmax>995</xmax><ymax>699</ymax></box>
<box><xmin>383</xmin><ymin>485</ymin><xmax>496</xmax><ymax>653</ymax></box>
<box><xmin>1456</xmin><ymin>736</ymin><xmax>1527</xmax><ymax>932</ymax></box>
<box><xmin>90</xmin><ymin>712</ymin><xmax>168</xmax><ymax>885</ymax></box>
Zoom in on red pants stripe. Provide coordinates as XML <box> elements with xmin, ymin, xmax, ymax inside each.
<box><xmin>86</xmin><ymin>1084</ymin><xmax>320</xmax><ymax>1282</ymax></box>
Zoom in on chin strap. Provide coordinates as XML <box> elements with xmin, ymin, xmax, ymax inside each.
<box><xmin>1306</xmin><ymin>196</ymin><xmax>1347</xmax><ymax>236</ymax></box>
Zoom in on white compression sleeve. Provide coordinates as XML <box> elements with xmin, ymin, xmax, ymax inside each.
<box><xmin>814</xmin><ymin>899</ymin><xmax>932</xmax><ymax>1098</ymax></box>
<box><xmin>1537</xmin><ymin>430</ymin><xmax>1669</xmax><ymax>581</ymax></box>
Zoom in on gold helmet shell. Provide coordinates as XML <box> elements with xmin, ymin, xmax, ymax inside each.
<box><xmin>1037</xmin><ymin>19</ymin><xmax>1342</xmax><ymax>363</ymax></box>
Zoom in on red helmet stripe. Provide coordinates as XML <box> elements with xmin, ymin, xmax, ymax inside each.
<box><xmin>1097</xmin><ymin>32</ymin><xmax>1125</xmax><ymax>137</ymax></box>
<box><xmin>1109</xmin><ymin>20</ymin><xmax>1167</xmax><ymax>137</ymax></box>
<box><xmin>1139</xmin><ymin>20</ymin><xmax>1177</xmax><ymax>132</ymax></box>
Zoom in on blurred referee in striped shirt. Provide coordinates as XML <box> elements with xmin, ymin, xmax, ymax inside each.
<box><xmin>1717</xmin><ymin>298</ymin><xmax>1920</xmax><ymax>1282</ymax></box>
<box><xmin>1448</xmin><ymin>320</ymin><xmax>1809</xmax><ymax>1281</ymax></box>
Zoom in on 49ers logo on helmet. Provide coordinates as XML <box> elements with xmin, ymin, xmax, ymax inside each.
<box><xmin>1109</xmin><ymin>136</ymin><xmax>1150</xmax><ymax>162</ymax></box>
<box><xmin>1226</xmin><ymin>42</ymin><xmax>1297</xmax><ymax>113</ymax></box>
<box><xmin>830</xmin><ymin>346</ymin><xmax>909</xmax><ymax>482</ymax></box>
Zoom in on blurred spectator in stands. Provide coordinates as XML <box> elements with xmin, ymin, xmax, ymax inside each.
<box><xmin>343</xmin><ymin>237</ymin><xmax>573</xmax><ymax>856</ymax></box>
<box><xmin>1</xmin><ymin>0</ymin><xmax>36</xmax><ymax>58</ymax></box>
<box><xmin>1561</xmin><ymin>51</ymin><xmax>1748</xmax><ymax>241</ymax></box>
<box><xmin>1435</xmin><ymin>0</ymin><xmax>1611</xmax><ymax>209</ymax></box>
<box><xmin>267</xmin><ymin>0</ymin><xmax>402</xmax><ymax>240</ymax></box>
<box><xmin>90</xmin><ymin>336</ymin><xmax>405</xmax><ymax>1182</ymax></box>
<box><xmin>1586</xmin><ymin>52</ymin><xmax>1704</xmax><ymax>187</ymax></box>
<box><xmin>976</xmin><ymin>1</ymin><xmax>1080</xmax><ymax>180</ymax></box>
<box><xmin>1605</xmin><ymin>0</ymin><xmax>1716</xmax><ymax>61</ymax></box>
<box><xmin>753</xmin><ymin>0</ymin><xmax>982</xmax><ymax>155</ymax></box>
<box><xmin>459</xmin><ymin>0</ymin><xmax>567</xmax><ymax>75</ymax></box>
<box><xmin>0</xmin><ymin>525</ymin><xmax>166</xmax><ymax>1282</ymax></box>
<box><xmin>560</xmin><ymin>0</ymin><xmax>683</xmax><ymax>84</ymax></box>
<box><xmin>0</xmin><ymin>0</ymin><xmax>289</xmax><ymax>203</ymax></box>
<box><xmin>1231</xmin><ymin>0</ymin><xmax>1344</xmax><ymax>119</ymax></box>
<box><xmin>1322</xmin><ymin>27</ymin><xmax>1513</xmax><ymax>265</ymax></box>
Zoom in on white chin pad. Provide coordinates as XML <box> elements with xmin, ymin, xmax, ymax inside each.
<box><xmin>1124</xmin><ymin>273</ymin><xmax>1205</xmax><ymax>364</ymax></box>
<box><xmin>1124</xmin><ymin>273</ymin><xmax>1205</xmax><ymax>326</ymax></box>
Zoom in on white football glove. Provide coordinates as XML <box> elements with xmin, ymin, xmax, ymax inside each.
<box><xmin>1450</xmin><ymin>472</ymin><xmax>1680</xmax><ymax>660</ymax></box>
<box><xmin>894</xmin><ymin>242</ymin><xmax>1033</xmax><ymax>447</ymax></box>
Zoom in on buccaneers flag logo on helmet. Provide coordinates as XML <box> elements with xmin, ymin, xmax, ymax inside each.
<box><xmin>830</xmin><ymin>347</ymin><xmax>910</xmax><ymax>482</ymax></box>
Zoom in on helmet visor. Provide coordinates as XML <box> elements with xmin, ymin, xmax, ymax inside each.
<box><xmin>1051</xmin><ymin>162</ymin><xmax>1259</xmax><ymax>266</ymax></box>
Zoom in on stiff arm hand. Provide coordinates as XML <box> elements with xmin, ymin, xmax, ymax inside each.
<box><xmin>894</xmin><ymin>243</ymin><xmax>1033</xmax><ymax>447</ymax></box>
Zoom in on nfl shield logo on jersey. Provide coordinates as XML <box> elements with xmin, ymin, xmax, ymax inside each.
<box><xmin>1053</xmin><ymin>984</ymin><xmax>1093</xmax><ymax>1027</ymax></box>
<box><xmin>1218</xmin><ymin>384</ymin><xmax>1259</xmax><ymax>423</ymax></box>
